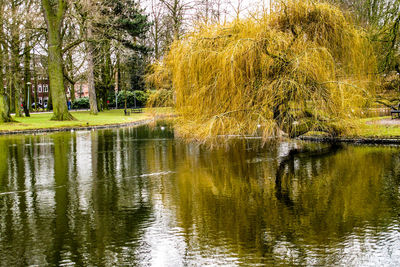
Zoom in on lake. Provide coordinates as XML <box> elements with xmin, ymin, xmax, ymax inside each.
<box><xmin>1</xmin><ymin>123</ymin><xmax>400</xmax><ymax>266</ymax></box>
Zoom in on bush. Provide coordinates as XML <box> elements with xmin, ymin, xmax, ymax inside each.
<box><xmin>382</xmin><ymin>72</ymin><xmax>400</xmax><ymax>91</ymax></box>
<box><xmin>72</xmin><ymin>97</ymin><xmax>90</xmax><ymax>109</ymax></box>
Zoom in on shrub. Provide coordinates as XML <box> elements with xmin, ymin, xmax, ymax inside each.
<box><xmin>147</xmin><ymin>89</ymin><xmax>174</xmax><ymax>107</ymax></box>
<box><xmin>382</xmin><ymin>72</ymin><xmax>400</xmax><ymax>92</ymax></box>
<box><xmin>72</xmin><ymin>97</ymin><xmax>90</xmax><ymax>109</ymax></box>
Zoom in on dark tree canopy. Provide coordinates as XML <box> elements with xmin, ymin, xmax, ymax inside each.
<box><xmin>99</xmin><ymin>0</ymin><xmax>151</xmax><ymax>52</ymax></box>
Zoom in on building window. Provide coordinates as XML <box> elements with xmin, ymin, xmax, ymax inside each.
<box><xmin>38</xmin><ymin>84</ymin><xmax>42</xmax><ymax>92</ymax></box>
<box><xmin>44</xmin><ymin>84</ymin><xmax>48</xmax><ymax>92</ymax></box>
<box><xmin>39</xmin><ymin>97</ymin><xmax>42</xmax><ymax>104</ymax></box>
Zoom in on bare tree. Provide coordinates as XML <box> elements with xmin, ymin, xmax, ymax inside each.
<box><xmin>193</xmin><ymin>0</ymin><xmax>227</xmax><ymax>25</ymax></box>
<box><xmin>148</xmin><ymin>0</ymin><xmax>166</xmax><ymax>60</ymax></box>
<box><xmin>74</xmin><ymin>0</ymin><xmax>100</xmax><ymax>114</ymax></box>
<box><xmin>160</xmin><ymin>0</ymin><xmax>191</xmax><ymax>40</ymax></box>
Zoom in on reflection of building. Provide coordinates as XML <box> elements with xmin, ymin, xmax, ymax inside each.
<box><xmin>27</xmin><ymin>54</ymin><xmax>50</xmax><ymax>107</ymax></box>
<box><xmin>27</xmin><ymin>79</ymin><xmax>90</xmax><ymax>108</ymax></box>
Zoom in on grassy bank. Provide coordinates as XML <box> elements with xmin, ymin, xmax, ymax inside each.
<box><xmin>2</xmin><ymin>111</ymin><xmax>399</xmax><ymax>140</ymax></box>
<box><xmin>354</xmin><ymin>117</ymin><xmax>400</xmax><ymax>138</ymax></box>
<box><xmin>304</xmin><ymin>116</ymin><xmax>400</xmax><ymax>139</ymax></box>
<box><xmin>0</xmin><ymin>108</ymin><xmax>173</xmax><ymax>133</ymax></box>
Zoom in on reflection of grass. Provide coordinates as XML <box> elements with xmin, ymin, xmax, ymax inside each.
<box><xmin>0</xmin><ymin>108</ymin><xmax>173</xmax><ymax>132</ymax></box>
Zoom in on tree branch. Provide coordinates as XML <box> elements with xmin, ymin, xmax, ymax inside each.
<box><xmin>62</xmin><ymin>39</ymin><xmax>84</xmax><ymax>54</ymax></box>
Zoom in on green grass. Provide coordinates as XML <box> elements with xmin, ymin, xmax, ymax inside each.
<box><xmin>4</xmin><ymin>110</ymin><xmax>399</xmax><ymax>139</ymax></box>
<box><xmin>305</xmin><ymin>116</ymin><xmax>400</xmax><ymax>139</ymax></box>
<box><xmin>354</xmin><ymin>117</ymin><xmax>400</xmax><ymax>138</ymax></box>
<box><xmin>0</xmin><ymin>108</ymin><xmax>173</xmax><ymax>132</ymax></box>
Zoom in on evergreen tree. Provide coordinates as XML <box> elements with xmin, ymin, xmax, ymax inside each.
<box><xmin>99</xmin><ymin>0</ymin><xmax>151</xmax><ymax>52</ymax></box>
<box><xmin>96</xmin><ymin>0</ymin><xmax>151</xmax><ymax>109</ymax></box>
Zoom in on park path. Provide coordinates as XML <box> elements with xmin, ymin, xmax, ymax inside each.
<box><xmin>367</xmin><ymin>118</ymin><xmax>400</xmax><ymax>125</ymax></box>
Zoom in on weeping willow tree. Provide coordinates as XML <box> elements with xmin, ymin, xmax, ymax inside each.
<box><xmin>146</xmin><ymin>61</ymin><xmax>174</xmax><ymax>107</ymax></box>
<box><xmin>161</xmin><ymin>0</ymin><xmax>377</xmax><ymax>142</ymax></box>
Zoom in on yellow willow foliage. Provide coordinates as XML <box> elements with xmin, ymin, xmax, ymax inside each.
<box><xmin>145</xmin><ymin>61</ymin><xmax>172</xmax><ymax>91</ymax></box>
<box><xmin>145</xmin><ymin>61</ymin><xmax>174</xmax><ymax>108</ymax></box>
<box><xmin>165</xmin><ymin>0</ymin><xmax>377</xmax><ymax>142</ymax></box>
<box><xmin>147</xmin><ymin>89</ymin><xmax>174</xmax><ymax>107</ymax></box>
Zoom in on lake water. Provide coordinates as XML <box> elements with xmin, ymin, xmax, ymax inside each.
<box><xmin>1</xmin><ymin>124</ymin><xmax>400</xmax><ymax>266</ymax></box>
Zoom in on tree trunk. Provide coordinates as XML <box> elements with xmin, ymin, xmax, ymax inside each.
<box><xmin>23</xmin><ymin>38</ymin><xmax>31</xmax><ymax>117</ymax></box>
<box><xmin>0</xmin><ymin>73</ymin><xmax>11</xmax><ymax>122</ymax></box>
<box><xmin>70</xmin><ymin>82</ymin><xmax>76</xmax><ymax>102</ymax></box>
<box><xmin>13</xmin><ymin>75</ymin><xmax>22</xmax><ymax>117</ymax></box>
<box><xmin>23</xmin><ymin>0</ymin><xmax>33</xmax><ymax>117</ymax></box>
<box><xmin>11</xmin><ymin>0</ymin><xmax>22</xmax><ymax>117</ymax></box>
<box><xmin>86</xmin><ymin>24</ymin><xmax>98</xmax><ymax>115</ymax></box>
<box><xmin>33</xmin><ymin>50</ymin><xmax>38</xmax><ymax>111</ymax></box>
<box><xmin>42</xmin><ymin>0</ymin><xmax>74</xmax><ymax>121</ymax></box>
<box><xmin>0</xmin><ymin>0</ymin><xmax>12</xmax><ymax>122</ymax></box>
<box><xmin>100</xmin><ymin>41</ymin><xmax>112</xmax><ymax>110</ymax></box>
<box><xmin>0</xmin><ymin>95</ymin><xmax>12</xmax><ymax>122</ymax></box>
<box><xmin>66</xmin><ymin>53</ymin><xmax>76</xmax><ymax>102</ymax></box>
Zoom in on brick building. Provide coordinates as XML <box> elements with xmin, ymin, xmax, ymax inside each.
<box><xmin>28</xmin><ymin>78</ymin><xmax>89</xmax><ymax>108</ymax></box>
<box><xmin>26</xmin><ymin>54</ymin><xmax>89</xmax><ymax>108</ymax></box>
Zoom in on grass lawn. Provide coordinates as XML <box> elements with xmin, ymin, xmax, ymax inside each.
<box><xmin>0</xmin><ymin>108</ymin><xmax>173</xmax><ymax>132</ymax></box>
<box><xmin>354</xmin><ymin>117</ymin><xmax>400</xmax><ymax>138</ymax></box>
<box><xmin>4</xmin><ymin>110</ymin><xmax>399</xmax><ymax>139</ymax></box>
<box><xmin>305</xmin><ymin>116</ymin><xmax>400</xmax><ymax>139</ymax></box>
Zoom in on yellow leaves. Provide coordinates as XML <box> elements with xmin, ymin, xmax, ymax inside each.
<box><xmin>152</xmin><ymin>0</ymin><xmax>378</xmax><ymax>144</ymax></box>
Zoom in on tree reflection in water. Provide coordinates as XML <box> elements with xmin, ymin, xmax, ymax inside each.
<box><xmin>0</xmin><ymin>126</ymin><xmax>400</xmax><ymax>266</ymax></box>
<box><xmin>171</xmin><ymin>141</ymin><xmax>400</xmax><ymax>265</ymax></box>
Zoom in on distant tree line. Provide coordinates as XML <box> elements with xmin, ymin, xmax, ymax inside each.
<box><xmin>2</xmin><ymin>0</ymin><xmax>397</xmax><ymax>123</ymax></box>
<box><xmin>330</xmin><ymin>0</ymin><xmax>400</xmax><ymax>73</ymax></box>
<box><xmin>0</xmin><ymin>0</ymin><xmax>152</xmax><ymax>122</ymax></box>
<box><xmin>0</xmin><ymin>0</ymin><xmax>267</xmax><ymax>122</ymax></box>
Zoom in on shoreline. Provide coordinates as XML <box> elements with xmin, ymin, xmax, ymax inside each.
<box><xmin>0</xmin><ymin>119</ymin><xmax>155</xmax><ymax>136</ymax></box>
<box><xmin>3</xmin><ymin>126</ymin><xmax>400</xmax><ymax>145</ymax></box>
<box><xmin>2</xmin><ymin>115</ymin><xmax>400</xmax><ymax>145</ymax></box>
<box><xmin>299</xmin><ymin>135</ymin><xmax>400</xmax><ymax>145</ymax></box>
<box><xmin>0</xmin><ymin>108</ymin><xmax>174</xmax><ymax>136</ymax></box>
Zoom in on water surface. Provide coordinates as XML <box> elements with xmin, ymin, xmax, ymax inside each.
<box><xmin>0</xmin><ymin>125</ymin><xmax>400</xmax><ymax>266</ymax></box>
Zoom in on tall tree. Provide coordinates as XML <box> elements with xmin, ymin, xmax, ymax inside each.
<box><xmin>148</xmin><ymin>0</ymin><xmax>165</xmax><ymax>60</ymax></box>
<box><xmin>0</xmin><ymin>0</ymin><xmax>12</xmax><ymax>122</ymax></box>
<box><xmin>331</xmin><ymin>0</ymin><xmax>400</xmax><ymax>72</ymax></box>
<box><xmin>96</xmin><ymin>41</ymin><xmax>113</xmax><ymax>110</ymax></box>
<box><xmin>23</xmin><ymin>0</ymin><xmax>35</xmax><ymax>117</ymax></box>
<box><xmin>86</xmin><ymin>23</ymin><xmax>98</xmax><ymax>114</ymax></box>
<box><xmin>41</xmin><ymin>0</ymin><xmax>74</xmax><ymax>120</ymax></box>
<box><xmin>99</xmin><ymin>0</ymin><xmax>151</xmax><ymax>50</ymax></box>
<box><xmin>10</xmin><ymin>0</ymin><xmax>23</xmax><ymax>117</ymax></box>
<box><xmin>160</xmin><ymin>0</ymin><xmax>190</xmax><ymax>40</ymax></box>
<box><xmin>74</xmin><ymin>0</ymin><xmax>99</xmax><ymax>114</ymax></box>
<box><xmin>97</xmin><ymin>0</ymin><xmax>151</xmax><ymax>108</ymax></box>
